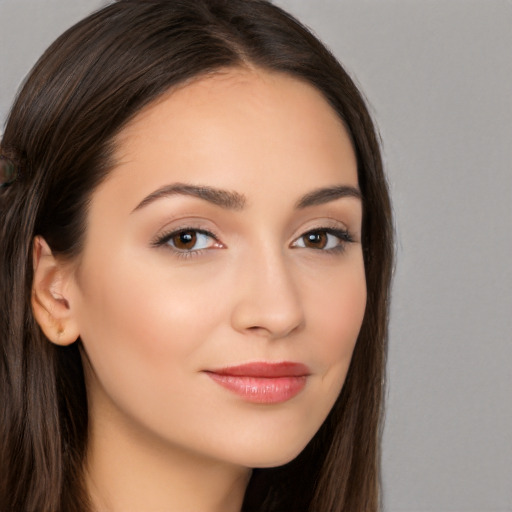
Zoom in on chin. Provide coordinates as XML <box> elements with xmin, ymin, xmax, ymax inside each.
<box><xmin>224</xmin><ymin>433</ymin><xmax>314</xmax><ymax>469</ymax></box>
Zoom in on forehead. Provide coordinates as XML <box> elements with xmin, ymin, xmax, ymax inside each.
<box><xmin>101</xmin><ymin>67</ymin><xmax>358</xmax><ymax>207</ymax></box>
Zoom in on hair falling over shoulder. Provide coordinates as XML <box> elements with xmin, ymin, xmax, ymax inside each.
<box><xmin>0</xmin><ymin>1</ymin><xmax>393</xmax><ymax>510</ymax></box>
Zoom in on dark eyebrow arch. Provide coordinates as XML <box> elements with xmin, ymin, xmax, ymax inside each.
<box><xmin>295</xmin><ymin>185</ymin><xmax>362</xmax><ymax>209</ymax></box>
<box><xmin>131</xmin><ymin>183</ymin><xmax>247</xmax><ymax>213</ymax></box>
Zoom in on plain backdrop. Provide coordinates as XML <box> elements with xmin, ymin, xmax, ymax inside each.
<box><xmin>1</xmin><ymin>1</ymin><xmax>511</xmax><ymax>511</ymax></box>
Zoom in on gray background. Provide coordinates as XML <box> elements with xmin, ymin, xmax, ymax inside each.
<box><xmin>1</xmin><ymin>1</ymin><xmax>510</xmax><ymax>511</ymax></box>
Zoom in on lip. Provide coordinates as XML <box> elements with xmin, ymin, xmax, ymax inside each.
<box><xmin>204</xmin><ymin>362</ymin><xmax>310</xmax><ymax>404</ymax></box>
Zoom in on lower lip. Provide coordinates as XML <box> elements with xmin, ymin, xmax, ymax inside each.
<box><xmin>205</xmin><ymin>373</ymin><xmax>307</xmax><ymax>404</ymax></box>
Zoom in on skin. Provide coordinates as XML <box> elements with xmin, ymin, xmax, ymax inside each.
<box><xmin>33</xmin><ymin>67</ymin><xmax>366</xmax><ymax>511</ymax></box>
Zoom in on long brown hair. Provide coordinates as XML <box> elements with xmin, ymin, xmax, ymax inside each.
<box><xmin>0</xmin><ymin>1</ymin><xmax>393</xmax><ymax>510</ymax></box>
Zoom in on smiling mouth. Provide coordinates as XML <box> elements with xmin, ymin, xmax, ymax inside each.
<box><xmin>204</xmin><ymin>362</ymin><xmax>310</xmax><ymax>404</ymax></box>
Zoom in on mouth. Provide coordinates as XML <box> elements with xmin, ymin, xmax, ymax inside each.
<box><xmin>204</xmin><ymin>362</ymin><xmax>310</xmax><ymax>404</ymax></box>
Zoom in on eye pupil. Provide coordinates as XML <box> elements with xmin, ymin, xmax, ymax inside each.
<box><xmin>173</xmin><ymin>231</ymin><xmax>197</xmax><ymax>249</ymax></box>
<box><xmin>304</xmin><ymin>231</ymin><xmax>327</xmax><ymax>249</ymax></box>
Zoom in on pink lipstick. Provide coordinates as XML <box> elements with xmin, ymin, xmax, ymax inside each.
<box><xmin>205</xmin><ymin>362</ymin><xmax>309</xmax><ymax>404</ymax></box>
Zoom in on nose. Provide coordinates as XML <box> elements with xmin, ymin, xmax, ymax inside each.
<box><xmin>230</xmin><ymin>247</ymin><xmax>305</xmax><ymax>339</ymax></box>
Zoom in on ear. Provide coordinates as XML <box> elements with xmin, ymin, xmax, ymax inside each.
<box><xmin>31</xmin><ymin>236</ymin><xmax>80</xmax><ymax>346</ymax></box>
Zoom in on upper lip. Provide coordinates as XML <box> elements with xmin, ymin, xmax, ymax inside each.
<box><xmin>206</xmin><ymin>361</ymin><xmax>310</xmax><ymax>378</ymax></box>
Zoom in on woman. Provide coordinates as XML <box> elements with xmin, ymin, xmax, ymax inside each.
<box><xmin>0</xmin><ymin>1</ymin><xmax>393</xmax><ymax>511</ymax></box>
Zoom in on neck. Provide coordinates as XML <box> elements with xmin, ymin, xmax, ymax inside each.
<box><xmin>84</xmin><ymin>394</ymin><xmax>250</xmax><ymax>512</ymax></box>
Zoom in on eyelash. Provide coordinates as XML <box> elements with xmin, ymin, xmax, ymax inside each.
<box><xmin>291</xmin><ymin>228</ymin><xmax>355</xmax><ymax>254</ymax></box>
<box><xmin>152</xmin><ymin>226</ymin><xmax>355</xmax><ymax>259</ymax></box>
<box><xmin>152</xmin><ymin>226</ymin><xmax>221</xmax><ymax>259</ymax></box>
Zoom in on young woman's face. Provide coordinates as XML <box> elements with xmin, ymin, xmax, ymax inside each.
<box><xmin>68</xmin><ymin>68</ymin><xmax>366</xmax><ymax>468</ymax></box>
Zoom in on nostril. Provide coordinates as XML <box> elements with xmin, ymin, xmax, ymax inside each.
<box><xmin>243</xmin><ymin>321</ymin><xmax>303</xmax><ymax>339</ymax></box>
<box><xmin>246</xmin><ymin>325</ymin><xmax>269</xmax><ymax>335</ymax></box>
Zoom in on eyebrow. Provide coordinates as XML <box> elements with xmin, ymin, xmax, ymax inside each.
<box><xmin>132</xmin><ymin>183</ymin><xmax>246</xmax><ymax>212</ymax></box>
<box><xmin>131</xmin><ymin>182</ymin><xmax>362</xmax><ymax>213</ymax></box>
<box><xmin>295</xmin><ymin>185</ymin><xmax>362</xmax><ymax>209</ymax></box>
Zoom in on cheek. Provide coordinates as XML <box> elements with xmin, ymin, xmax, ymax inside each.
<box><xmin>309</xmin><ymin>259</ymin><xmax>366</xmax><ymax>356</ymax></box>
<box><xmin>71</xmin><ymin>254</ymin><xmax>222</xmax><ymax>406</ymax></box>
<box><xmin>71</xmin><ymin>256</ymin><xmax>232</xmax><ymax>453</ymax></box>
<box><xmin>76</xmin><ymin>252</ymin><xmax>219</xmax><ymax>350</ymax></box>
<box><xmin>302</xmin><ymin>254</ymin><xmax>366</xmax><ymax>394</ymax></box>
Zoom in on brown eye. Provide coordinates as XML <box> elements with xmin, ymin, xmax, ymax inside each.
<box><xmin>302</xmin><ymin>231</ymin><xmax>328</xmax><ymax>249</ymax></box>
<box><xmin>291</xmin><ymin>228</ymin><xmax>352</xmax><ymax>252</ymax></box>
<box><xmin>171</xmin><ymin>230</ymin><xmax>197</xmax><ymax>250</ymax></box>
<box><xmin>154</xmin><ymin>228</ymin><xmax>220</xmax><ymax>253</ymax></box>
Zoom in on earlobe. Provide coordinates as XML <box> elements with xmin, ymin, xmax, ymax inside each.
<box><xmin>31</xmin><ymin>236</ymin><xmax>80</xmax><ymax>346</ymax></box>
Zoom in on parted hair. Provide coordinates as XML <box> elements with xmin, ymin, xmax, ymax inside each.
<box><xmin>0</xmin><ymin>1</ymin><xmax>393</xmax><ymax>511</ymax></box>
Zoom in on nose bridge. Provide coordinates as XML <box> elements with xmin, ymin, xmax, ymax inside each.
<box><xmin>231</xmin><ymin>239</ymin><xmax>305</xmax><ymax>339</ymax></box>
